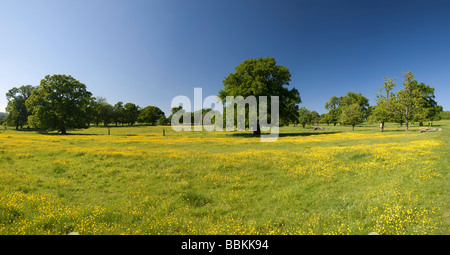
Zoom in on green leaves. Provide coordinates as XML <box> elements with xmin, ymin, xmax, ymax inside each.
<box><xmin>123</xmin><ymin>103</ymin><xmax>139</xmax><ymax>125</ymax></box>
<box><xmin>26</xmin><ymin>75</ymin><xmax>93</xmax><ymax>134</ymax></box>
<box><xmin>339</xmin><ymin>103</ymin><xmax>364</xmax><ymax>131</ymax></box>
<box><xmin>5</xmin><ymin>85</ymin><xmax>35</xmax><ymax>129</ymax></box>
<box><xmin>138</xmin><ymin>106</ymin><xmax>165</xmax><ymax>125</ymax></box>
<box><xmin>218</xmin><ymin>57</ymin><xmax>301</xmax><ymax>127</ymax></box>
<box><xmin>324</xmin><ymin>92</ymin><xmax>369</xmax><ymax>127</ymax></box>
<box><xmin>298</xmin><ymin>107</ymin><xmax>312</xmax><ymax>128</ymax></box>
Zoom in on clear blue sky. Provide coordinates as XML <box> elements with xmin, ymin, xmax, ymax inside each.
<box><xmin>1</xmin><ymin>0</ymin><xmax>449</xmax><ymax>115</ymax></box>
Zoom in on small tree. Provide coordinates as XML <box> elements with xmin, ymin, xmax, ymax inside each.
<box><xmin>113</xmin><ymin>101</ymin><xmax>125</xmax><ymax>126</ymax></box>
<box><xmin>320</xmin><ymin>113</ymin><xmax>331</xmax><ymax>126</ymax></box>
<box><xmin>394</xmin><ymin>71</ymin><xmax>425</xmax><ymax>132</ymax></box>
<box><xmin>96</xmin><ymin>101</ymin><xmax>114</xmax><ymax>127</ymax></box>
<box><xmin>123</xmin><ymin>103</ymin><xmax>139</xmax><ymax>125</ymax></box>
<box><xmin>5</xmin><ymin>85</ymin><xmax>35</xmax><ymax>130</ymax></box>
<box><xmin>340</xmin><ymin>103</ymin><xmax>363</xmax><ymax>131</ymax></box>
<box><xmin>297</xmin><ymin>107</ymin><xmax>312</xmax><ymax>128</ymax></box>
<box><xmin>138</xmin><ymin>106</ymin><xmax>165</xmax><ymax>125</ymax></box>
<box><xmin>413</xmin><ymin>82</ymin><xmax>443</xmax><ymax>126</ymax></box>
<box><xmin>371</xmin><ymin>77</ymin><xmax>396</xmax><ymax>132</ymax></box>
<box><xmin>339</xmin><ymin>92</ymin><xmax>370</xmax><ymax>119</ymax></box>
<box><xmin>324</xmin><ymin>96</ymin><xmax>342</xmax><ymax>126</ymax></box>
<box><xmin>157</xmin><ymin>115</ymin><xmax>169</xmax><ymax>125</ymax></box>
<box><xmin>310</xmin><ymin>111</ymin><xmax>320</xmax><ymax>125</ymax></box>
<box><xmin>168</xmin><ymin>106</ymin><xmax>183</xmax><ymax>124</ymax></box>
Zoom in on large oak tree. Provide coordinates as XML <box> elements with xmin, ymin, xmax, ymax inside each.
<box><xmin>26</xmin><ymin>75</ymin><xmax>93</xmax><ymax>134</ymax></box>
<box><xmin>218</xmin><ymin>57</ymin><xmax>301</xmax><ymax>135</ymax></box>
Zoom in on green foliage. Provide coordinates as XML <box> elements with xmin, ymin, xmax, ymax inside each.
<box><xmin>324</xmin><ymin>96</ymin><xmax>341</xmax><ymax>110</ymax></box>
<box><xmin>297</xmin><ymin>107</ymin><xmax>312</xmax><ymax>128</ymax></box>
<box><xmin>26</xmin><ymin>75</ymin><xmax>93</xmax><ymax>134</ymax></box>
<box><xmin>339</xmin><ymin>92</ymin><xmax>370</xmax><ymax>118</ymax></box>
<box><xmin>5</xmin><ymin>85</ymin><xmax>35</xmax><ymax>129</ymax></box>
<box><xmin>394</xmin><ymin>71</ymin><xmax>427</xmax><ymax>131</ymax></box>
<box><xmin>93</xmin><ymin>98</ymin><xmax>114</xmax><ymax>127</ymax></box>
<box><xmin>339</xmin><ymin>103</ymin><xmax>364</xmax><ymax>130</ymax></box>
<box><xmin>218</xmin><ymin>57</ymin><xmax>301</xmax><ymax>133</ymax></box>
<box><xmin>310</xmin><ymin>111</ymin><xmax>320</xmax><ymax>125</ymax></box>
<box><xmin>368</xmin><ymin>72</ymin><xmax>442</xmax><ymax>130</ymax></box>
<box><xmin>123</xmin><ymin>103</ymin><xmax>140</xmax><ymax>125</ymax></box>
<box><xmin>113</xmin><ymin>101</ymin><xmax>125</xmax><ymax>126</ymax></box>
<box><xmin>441</xmin><ymin>111</ymin><xmax>450</xmax><ymax>120</ymax></box>
<box><xmin>157</xmin><ymin>115</ymin><xmax>169</xmax><ymax>125</ymax></box>
<box><xmin>138</xmin><ymin>106</ymin><xmax>165</xmax><ymax>125</ymax></box>
<box><xmin>321</xmin><ymin>108</ymin><xmax>341</xmax><ymax>126</ymax></box>
<box><xmin>324</xmin><ymin>92</ymin><xmax>368</xmax><ymax>126</ymax></box>
<box><xmin>168</xmin><ymin>106</ymin><xmax>183</xmax><ymax>124</ymax></box>
<box><xmin>369</xmin><ymin>77</ymin><xmax>397</xmax><ymax>131</ymax></box>
<box><xmin>412</xmin><ymin>82</ymin><xmax>443</xmax><ymax>124</ymax></box>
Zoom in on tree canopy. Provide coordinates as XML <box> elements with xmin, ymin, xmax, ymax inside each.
<box><xmin>5</xmin><ymin>85</ymin><xmax>35</xmax><ymax>130</ymax></box>
<box><xmin>2</xmin><ymin>69</ymin><xmax>444</xmax><ymax>134</ymax></box>
<box><xmin>297</xmin><ymin>107</ymin><xmax>312</xmax><ymax>128</ymax></box>
<box><xmin>369</xmin><ymin>77</ymin><xmax>397</xmax><ymax>132</ymax></box>
<box><xmin>26</xmin><ymin>75</ymin><xmax>93</xmax><ymax>134</ymax></box>
<box><xmin>340</xmin><ymin>103</ymin><xmax>364</xmax><ymax>131</ymax></box>
<box><xmin>218</xmin><ymin>57</ymin><xmax>301</xmax><ymax>135</ymax></box>
<box><xmin>138</xmin><ymin>106</ymin><xmax>165</xmax><ymax>125</ymax></box>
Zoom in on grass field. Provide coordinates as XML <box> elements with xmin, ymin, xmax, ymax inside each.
<box><xmin>0</xmin><ymin>120</ymin><xmax>448</xmax><ymax>235</ymax></box>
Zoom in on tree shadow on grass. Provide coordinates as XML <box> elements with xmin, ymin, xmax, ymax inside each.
<box><xmin>228</xmin><ymin>131</ymin><xmax>343</xmax><ymax>138</ymax></box>
<box><xmin>7</xmin><ymin>128</ymin><xmax>101</xmax><ymax>136</ymax></box>
<box><xmin>41</xmin><ymin>133</ymin><xmax>101</xmax><ymax>136</ymax></box>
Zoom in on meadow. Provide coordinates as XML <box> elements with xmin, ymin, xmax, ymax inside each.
<box><xmin>0</xmin><ymin>121</ymin><xmax>448</xmax><ymax>235</ymax></box>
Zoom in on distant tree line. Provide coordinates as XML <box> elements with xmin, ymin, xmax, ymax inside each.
<box><xmin>4</xmin><ymin>74</ymin><xmax>168</xmax><ymax>134</ymax></box>
<box><xmin>300</xmin><ymin>71</ymin><xmax>443</xmax><ymax>131</ymax></box>
<box><xmin>171</xmin><ymin>68</ymin><xmax>444</xmax><ymax>133</ymax></box>
<box><xmin>3</xmin><ymin>68</ymin><xmax>445</xmax><ymax>134</ymax></box>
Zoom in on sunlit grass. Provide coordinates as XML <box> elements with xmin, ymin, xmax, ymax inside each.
<box><xmin>0</xmin><ymin>121</ymin><xmax>448</xmax><ymax>234</ymax></box>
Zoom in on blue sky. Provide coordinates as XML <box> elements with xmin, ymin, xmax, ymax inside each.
<box><xmin>1</xmin><ymin>0</ymin><xmax>449</xmax><ymax>115</ymax></box>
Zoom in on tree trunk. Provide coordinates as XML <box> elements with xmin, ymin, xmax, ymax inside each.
<box><xmin>405</xmin><ymin>107</ymin><xmax>409</xmax><ymax>132</ymax></box>
<box><xmin>380</xmin><ymin>121</ymin><xmax>384</xmax><ymax>132</ymax></box>
<box><xmin>352</xmin><ymin>125</ymin><xmax>355</xmax><ymax>131</ymax></box>
<box><xmin>61</xmin><ymin>125</ymin><xmax>67</xmax><ymax>135</ymax></box>
<box><xmin>419</xmin><ymin>121</ymin><xmax>423</xmax><ymax>126</ymax></box>
<box><xmin>16</xmin><ymin>125</ymin><xmax>19</xmax><ymax>130</ymax></box>
<box><xmin>253</xmin><ymin>124</ymin><xmax>261</xmax><ymax>136</ymax></box>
